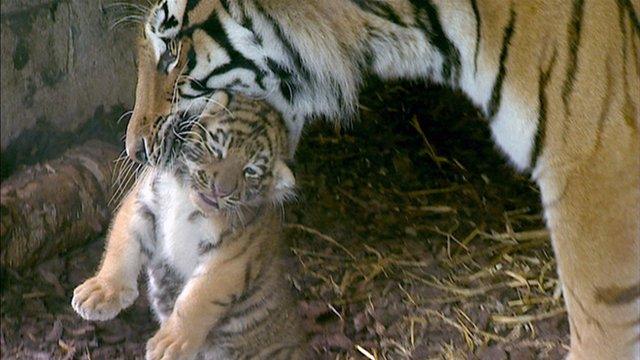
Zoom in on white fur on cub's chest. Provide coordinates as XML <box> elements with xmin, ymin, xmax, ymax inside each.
<box><xmin>139</xmin><ymin>170</ymin><xmax>224</xmax><ymax>278</ymax></box>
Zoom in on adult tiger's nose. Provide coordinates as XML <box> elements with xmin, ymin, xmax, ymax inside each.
<box><xmin>126</xmin><ymin>137</ymin><xmax>148</xmax><ymax>164</ymax></box>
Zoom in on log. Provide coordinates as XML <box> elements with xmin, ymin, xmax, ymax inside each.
<box><xmin>1</xmin><ymin>140</ymin><xmax>121</xmax><ymax>270</ymax></box>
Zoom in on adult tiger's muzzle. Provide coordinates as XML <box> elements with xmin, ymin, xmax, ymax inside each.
<box><xmin>125</xmin><ymin>36</ymin><xmax>192</xmax><ymax>164</ymax></box>
<box><xmin>125</xmin><ymin>109</ymin><xmax>167</xmax><ymax>165</ymax></box>
<box><xmin>125</xmin><ymin>121</ymin><xmax>150</xmax><ymax>164</ymax></box>
<box><xmin>125</xmin><ymin>113</ymin><xmax>182</xmax><ymax>166</ymax></box>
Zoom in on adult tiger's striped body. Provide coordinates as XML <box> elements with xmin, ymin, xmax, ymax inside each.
<box><xmin>73</xmin><ymin>93</ymin><xmax>308</xmax><ymax>359</ymax></box>
<box><xmin>124</xmin><ymin>1</ymin><xmax>640</xmax><ymax>359</ymax></box>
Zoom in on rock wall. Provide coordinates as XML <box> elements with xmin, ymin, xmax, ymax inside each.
<box><xmin>0</xmin><ymin>0</ymin><xmax>142</xmax><ymax>151</ymax></box>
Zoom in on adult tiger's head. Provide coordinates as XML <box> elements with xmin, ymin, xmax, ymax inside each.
<box><xmin>126</xmin><ymin>0</ymin><xmax>366</xmax><ymax>163</ymax></box>
<box><xmin>179</xmin><ymin>92</ymin><xmax>295</xmax><ymax>215</ymax></box>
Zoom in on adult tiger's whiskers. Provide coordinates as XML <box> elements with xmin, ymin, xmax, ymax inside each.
<box><xmin>110</xmin><ymin>150</ymin><xmax>144</xmax><ymax>206</ymax></box>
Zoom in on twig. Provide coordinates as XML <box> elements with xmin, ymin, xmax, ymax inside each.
<box><xmin>481</xmin><ymin>229</ymin><xmax>550</xmax><ymax>242</ymax></box>
<box><xmin>491</xmin><ymin>307</ymin><xmax>566</xmax><ymax>325</ymax></box>
<box><xmin>410</xmin><ymin>116</ymin><xmax>448</xmax><ymax>168</ymax></box>
<box><xmin>355</xmin><ymin>345</ymin><xmax>376</xmax><ymax>360</ymax></box>
<box><xmin>285</xmin><ymin>223</ymin><xmax>357</xmax><ymax>261</ymax></box>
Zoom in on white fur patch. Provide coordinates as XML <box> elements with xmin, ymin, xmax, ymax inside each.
<box><xmin>489</xmin><ymin>91</ymin><xmax>538</xmax><ymax>171</ymax></box>
<box><xmin>146</xmin><ymin>25</ymin><xmax>167</xmax><ymax>64</ymax></box>
<box><xmin>370</xmin><ymin>25</ymin><xmax>444</xmax><ymax>81</ymax></box>
<box><xmin>140</xmin><ymin>171</ymin><xmax>224</xmax><ymax>279</ymax></box>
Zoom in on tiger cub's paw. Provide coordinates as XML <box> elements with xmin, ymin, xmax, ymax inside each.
<box><xmin>71</xmin><ymin>276</ymin><xmax>138</xmax><ymax>321</ymax></box>
<box><xmin>146</xmin><ymin>315</ymin><xmax>202</xmax><ymax>360</ymax></box>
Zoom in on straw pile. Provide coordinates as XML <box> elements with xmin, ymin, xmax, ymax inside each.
<box><xmin>285</xmin><ymin>81</ymin><xmax>568</xmax><ymax>359</ymax></box>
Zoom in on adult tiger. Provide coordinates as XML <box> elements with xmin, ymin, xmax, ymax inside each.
<box><xmin>123</xmin><ymin>1</ymin><xmax>640</xmax><ymax>359</ymax></box>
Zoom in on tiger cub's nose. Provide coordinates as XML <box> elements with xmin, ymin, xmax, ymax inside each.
<box><xmin>212</xmin><ymin>183</ymin><xmax>235</xmax><ymax>198</ymax></box>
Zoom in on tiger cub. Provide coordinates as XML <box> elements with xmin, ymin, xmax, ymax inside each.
<box><xmin>71</xmin><ymin>92</ymin><xmax>308</xmax><ymax>360</ymax></box>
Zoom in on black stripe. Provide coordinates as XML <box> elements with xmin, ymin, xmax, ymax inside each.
<box><xmin>211</xmin><ymin>297</ymin><xmax>235</xmax><ymax>307</ymax></box>
<box><xmin>226</xmin><ymin>290</ymin><xmax>275</xmax><ymax>320</ymax></box>
<box><xmin>617</xmin><ymin>1</ymin><xmax>639</xmax><ymax>131</ymax></box>
<box><xmin>183</xmin><ymin>0</ymin><xmax>201</xmax><ymax>27</ymax></box>
<box><xmin>595</xmin><ymin>282</ymin><xmax>640</xmax><ymax>305</ymax></box>
<box><xmin>351</xmin><ymin>0</ymin><xmax>406</xmax><ymax>27</ymax></box>
<box><xmin>362</xmin><ymin>25</ymin><xmax>379</xmax><ymax>70</ymax></box>
<box><xmin>222</xmin><ymin>239</ymin><xmax>252</xmax><ymax>264</ymax></box>
<box><xmin>593</xmin><ymin>60</ymin><xmax>615</xmax><ymax>151</ymax></box>
<box><xmin>215</xmin><ymin>309</ymin><xmax>271</xmax><ymax>337</ymax></box>
<box><xmin>163</xmin><ymin>15</ymin><xmax>178</xmax><ymax>30</ymax></box>
<box><xmin>219</xmin><ymin>0</ymin><xmax>231</xmax><ymax>14</ymax></box>
<box><xmin>242</xmin><ymin>263</ymin><xmax>253</xmax><ymax>293</ymax></box>
<box><xmin>185</xmin><ymin>13</ymin><xmax>267</xmax><ymax>91</ymax></box>
<box><xmin>487</xmin><ymin>5</ymin><xmax>517</xmax><ymax>119</ymax></box>
<box><xmin>151</xmin><ymin>174</ymin><xmax>161</xmax><ymax>201</ymax></box>
<box><xmin>185</xmin><ymin>46</ymin><xmax>199</xmax><ymax>79</ymax></box>
<box><xmin>188</xmin><ymin>210</ymin><xmax>203</xmax><ymax>222</ymax></box>
<box><xmin>470</xmin><ymin>0</ymin><xmax>482</xmax><ymax>75</ymax></box>
<box><xmin>236</xmin><ymin>275</ymin><xmax>263</xmax><ymax>303</ymax></box>
<box><xmin>531</xmin><ymin>48</ymin><xmax>558</xmax><ymax>167</ymax></box>
<box><xmin>618</xmin><ymin>0</ymin><xmax>640</xmax><ymax>35</ymax></box>
<box><xmin>618</xmin><ymin>1</ymin><xmax>633</xmax><ymax>81</ymax></box>
<box><xmin>237</xmin><ymin>2</ymin><xmax>264</xmax><ymax>46</ymax></box>
<box><xmin>198</xmin><ymin>237</ymin><xmax>222</xmax><ymax>255</ymax></box>
<box><xmin>159</xmin><ymin>1</ymin><xmax>169</xmax><ymax>32</ymax></box>
<box><xmin>618</xmin><ymin>1</ymin><xmax>629</xmax><ymax>77</ymax></box>
<box><xmin>139</xmin><ymin>203</ymin><xmax>156</xmax><ymax>222</ymax></box>
<box><xmin>252</xmin><ymin>2</ymin><xmax>312</xmax><ymax>82</ymax></box>
<box><xmin>134</xmin><ymin>231</ymin><xmax>154</xmax><ymax>258</ymax></box>
<box><xmin>139</xmin><ymin>202</ymin><xmax>159</xmax><ymax>244</ymax></box>
<box><xmin>409</xmin><ymin>0</ymin><xmax>462</xmax><ymax>85</ymax></box>
<box><xmin>560</xmin><ymin>0</ymin><xmax>586</xmax><ymax>134</ymax></box>
<box><xmin>148</xmin><ymin>261</ymin><xmax>184</xmax><ymax>318</ymax></box>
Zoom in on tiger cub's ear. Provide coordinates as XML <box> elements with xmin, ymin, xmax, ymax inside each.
<box><xmin>202</xmin><ymin>91</ymin><xmax>230</xmax><ymax>116</ymax></box>
<box><xmin>273</xmin><ymin>160</ymin><xmax>295</xmax><ymax>202</ymax></box>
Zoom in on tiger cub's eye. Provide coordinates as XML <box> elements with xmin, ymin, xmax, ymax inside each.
<box><xmin>244</xmin><ymin>167</ymin><xmax>259</xmax><ymax>178</ymax></box>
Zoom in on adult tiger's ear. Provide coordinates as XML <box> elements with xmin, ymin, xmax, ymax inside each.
<box><xmin>273</xmin><ymin>160</ymin><xmax>296</xmax><ymax>202</ymax></box>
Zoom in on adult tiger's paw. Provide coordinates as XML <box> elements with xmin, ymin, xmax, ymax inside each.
<box><xmin>146</xmin><ymin>315</ymin><xmax>202</xmax><ymax>360</ymax></box>
<box><xmin>71</xmin><ymin>276</ymin><xmax>138</xmax><ymax>321</ymax></box>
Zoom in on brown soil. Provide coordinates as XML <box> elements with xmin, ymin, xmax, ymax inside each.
<box><xmin>0</xmin><ymin>82</ymin><xmax>569</xmax><ymax>359</ymax></box>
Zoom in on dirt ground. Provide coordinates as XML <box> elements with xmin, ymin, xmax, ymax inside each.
<box><xmin>0</xmin><ymin>82</ymin><xmax>569</xmax><ymax>359</ymax></box>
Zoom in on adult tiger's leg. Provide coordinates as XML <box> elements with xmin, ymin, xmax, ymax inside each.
<box><xmin>536</xmin><ymin>125</ymin><xmax>639</xmax><ymax>359</ymax></box>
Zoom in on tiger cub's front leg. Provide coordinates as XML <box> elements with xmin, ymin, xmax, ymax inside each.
<box><xmin>71</xmin><ymin>183</ymin><xmax>151</xmax><ymax>321</ymax></box>
<box><xmin>146</xmin><ymin>237</ymin><xmax>259</xmax><ymax>360</ymax></box>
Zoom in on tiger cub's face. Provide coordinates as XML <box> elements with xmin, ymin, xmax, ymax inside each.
<box><xmin>179</xmin><ymin>95</ymin><xmax>295</xmax><ymax>214</ymax></box>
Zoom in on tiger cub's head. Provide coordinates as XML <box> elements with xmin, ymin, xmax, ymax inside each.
<box><xmin>179</xmin><ymin>93</ymin><xmax>295</xmax><ymax>214</ymax></box>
